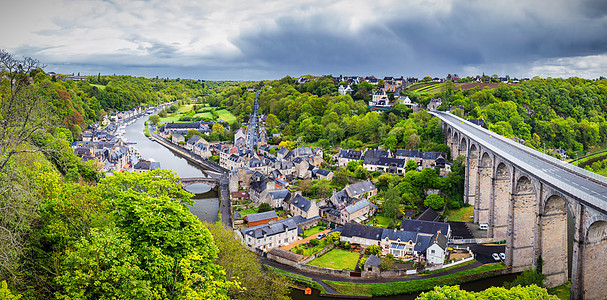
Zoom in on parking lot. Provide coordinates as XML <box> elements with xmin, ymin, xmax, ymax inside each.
<box><xmin>468</xmin><ymin>244</ymin><xmax>506</xmax><ymax>264</ymax></box>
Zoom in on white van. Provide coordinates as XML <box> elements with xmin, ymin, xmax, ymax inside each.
<box><xmin>479</xmin><ymin>223</ymin><xmax>489</xmax><ymax>230</ymax></box>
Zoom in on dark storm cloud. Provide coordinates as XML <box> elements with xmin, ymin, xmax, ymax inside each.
<box><xmin>231</xmin><ymin>0</ymin><xmax>607</xmax><ymax>78</ymax></box>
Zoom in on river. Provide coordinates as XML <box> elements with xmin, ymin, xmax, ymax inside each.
<box><xmin>122</xmin><ymin>116</ymin><xmax>219</xmax><ymax>223</ymax></box>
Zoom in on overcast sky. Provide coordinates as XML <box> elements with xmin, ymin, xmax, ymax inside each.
<box><xmin>2</xmin><ymin>0</ymin><xmax>607</xmax><ymax>80</ymax></box>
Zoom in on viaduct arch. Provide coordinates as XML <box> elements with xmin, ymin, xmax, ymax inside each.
<box><xmin>436</xmin><ymin>111</ymin><xmax>607</xmax><ymax>299</ymax></box>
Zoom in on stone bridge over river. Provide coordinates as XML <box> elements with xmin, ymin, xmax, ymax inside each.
<box><xmin>179</xmin><ymin>177</ymin><xmax>220</xmax><ymax>189</ymax></box>
<box><xmin>432</xmin><ymin>111</ymin><xmax>607</xmax><ymax>300</ymax></box>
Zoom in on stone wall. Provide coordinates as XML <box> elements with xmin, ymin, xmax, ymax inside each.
<box><xmin>299</xmin><ymin>243</ymin><xmax>336</xmax><ymax>265</ymax></box>
<box><xmin>296</xmin><ymin>264</ymin><xmax>351</xmax><ymax>277</ymax></box>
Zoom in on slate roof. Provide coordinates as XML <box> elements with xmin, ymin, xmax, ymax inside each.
<box><xmin>395</xmin><ymin>149</ymin><xmax>422</xmax><ymax>158</ymax></box>
<box><xmin>187</xmin><ymin>135</ymin><xmax>202</xmax><ymax>145</ymax></box>
<box><xmin>242</xmin><ymin>218</ymin><xmax>298</xmax><ymax>239</ymax></box>
<box><xmin>289</xmin><ymin>194</ymin><xmax>314</xmax><ymax>212</ymax></box>
<box><xmin>269</xmin><ymin>189</ymin><xmax>290</xmax><ymax>200</ymax></box>
<box><xmin>245</xmin><ymin>210</ymin><xmax>278</xmax><ymax>223</ymax></box>
<box><xmin>277</xmin><ymin>147</ymin><xmax>289</xmax><ymax>156</ymax></box>
<box><xmin>365</xmin><ymin>255</ymin><xmax>381</xmax><ymax>267</ymax></box>
<box><xmin>421</xmin><ymin>152</ymin><xmax>446</xmax><ymax>160</ymax></box>
<box><xmin>347</xmin><ymin>180</ymin><xmax>376</xmax><ymax>197</ymax></box>
<box><xmin>400</xmin><ymin>219</ymin><xmax>450</xmax><ymax>237</ymax></box>
<box><xmin>295</xmin><ymin>146</ymin><xmax>313</xmax><ymax>156</ymax></box>
<box><xmin>374</xmin><ymin>157</ymin><xmax>405</xmax><ymax>168</ymax></box>
<box><xmin>332</xmin><ymin>189</ymin><xmax>353</xmax><ymax>206</ymax></box>
<box><xmin>345</xmin><ymin>200</ymin><xmax>371</xmax><ymax>215</ymax></box>
<box><xmin>134</xmin><ymin>159</ymin><xmax>161</xmax><ymax>171</ymax></box>
<box><xmin>338</xmin><ymin>149</ymin><xmax>362</xmax><ymax>160</ymax></box>
<box><xmin>430</xmin><ymin>232</ymin><xmax>448</xmax><ymax>250</ymax></box>
<box><xmin>413</xmin><ymin>235</ymin><xmax>432</xmax><ymax>252</ymax></box>
<box><xmin>341</xmin><ymin>223</ymin><xmax>383</xmax><ymax>241</ymax></box>
<box><xmin>416</xmin><ymin>208</ymin><xmax>440</xmax><ymax>222</ymax></box>
<box><xmin>164</xmin><ymin>122</ymin><xmax>201</xmax><ymax>129</ymax></box>
<box><xmin>315</xmin><ymin>169</ymin><xmax>331</xmax><ymax>177</ymax></box>
<box><xmin>363</xmin><ymin>149</ymin><xmax>391</xmax><ymax>165</ymax></box>
<box><xmin>381</xmin><ymin>229</ymin><xmax>418</xmax><ymax>242</ymax></box>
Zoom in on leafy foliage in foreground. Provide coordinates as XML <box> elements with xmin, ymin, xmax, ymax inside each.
<box><xmin>416</xmin><ymin>284</ymin><xmax>557</xmax><ymax>299</ymax></box>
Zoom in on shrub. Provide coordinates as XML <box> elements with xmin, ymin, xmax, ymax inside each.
<box><xmin>309</xmin><ymin>239</ymin><xmax>320</xmax><ymax>247</ymax></box>
<box><xmin>368</xmin><ymin>244</ymin><xmax>381</xmax><ymax>255</ymax></box>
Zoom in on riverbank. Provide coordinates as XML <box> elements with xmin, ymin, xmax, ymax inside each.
<box><xmin>147</xmin><ymin>125</ymin><xmax>232</xmax><ymax>227</ymax></box>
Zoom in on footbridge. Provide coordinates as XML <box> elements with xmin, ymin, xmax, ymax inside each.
<box><xmin>432</xmin><ymin>111</ymin><xmax>607</xmax><ymax>299</ymax></box>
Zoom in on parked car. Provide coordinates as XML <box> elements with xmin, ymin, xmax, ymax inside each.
<box><xmin>316</xmin><ymin>233</ymin><xmax>326</xmax><ymax>240</ymax></box>
<box><xmin>499</xmin><ymin>253</ymin><xmax>506</xmax><ymax>260</ymax></box>
<box><xmin>492</xmin><ymin>253</ymin><xmax>500</xmax><ymax>261</ymax></box>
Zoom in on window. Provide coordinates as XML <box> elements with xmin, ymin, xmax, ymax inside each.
<box><xmin>431</xmin><ymin>249</ymin><xmax>435</xmax><ymax>254</ymax></box>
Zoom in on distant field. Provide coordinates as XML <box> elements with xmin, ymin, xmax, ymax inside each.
<box><xmin>158</xmin><ymin>106</ymin><xmax>236</xmax><ymax>124</ymax></box>
<box><xmin>90</xmin><ymin>84</ymin><xmax>106</xmax><ymax>89</ymax></box>
<box><xmin>407</xmin><ymin>82</ymin><xmax>447</xmax><ymax>94</ymax></box>
<box><xmin>455</xmin><ymin>82</ymin><xmax>505</xmax><ymax>90</ymax></box>
<box><xmin>216</xmin><ymin>109</ymin><xmax>237</xmax><ymax>123</ymax></box>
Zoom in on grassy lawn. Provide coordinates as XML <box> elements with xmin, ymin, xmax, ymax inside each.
<box><xmin>324</xmin><ymin>263</ymin><xmax>506</xmax><ymax>297</ymax></box>
<box><xmin>236</xmin><ymin>207</ymin><xmax>257</xmax><ymax>217</ymax></box>
<box><xmin>371</xmin><ymin>215</ymin><xmax>396</xmax><ymax>228</ymax></box>
<box><xmin>158</xmin><ymin>107</ymin><xmax>236</xmax><ymax>124</ymax></box>
<box><xmin>303</xmin><ymin>225</ymin><xmax>325</xmax><ymax>238</ymax></box>
<box><xmin>291</xmin><ymin>242</ymin><xmax>326</xmax><ymax>257</ymax></box>
<box><xmin>445</xmin><ymin>206</ymin><xmax>474</xmax><ymax>222</ymax></box>
<box><xmin>308</xmin><ymin>249</ymin><xmax>360</xmax><ymax>270</ymax></box>
<box><xmin>548</xmin><ymin>281</ymin><xmax>570</xmax><ymax>300</ymax></box>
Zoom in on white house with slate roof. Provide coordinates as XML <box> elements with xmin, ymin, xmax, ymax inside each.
<box><xmin>426</xmin><ymin>231</ymin><xmax>448</xmax><ymax>264</ymax></box>
<box><xmin>287</xmin><ymin>194</ymin><xmax>319</xmax><ymax>219</ymax></box>
<box><xmin>345</xmin><ymin>180</ymin><xmax>377</xmax><ymax>200</ymax></box>
<box><xmin>336</xmin><ymin>149</ymin><xmax>363</xmax><ymax>167</ymax></box>
<box><xmin>340</xmin><ymin>223</ymin><xmax>383</xmax><ymax>246</ymax></box>
<box><xmin>341</xmin><ymin>200</ymin><xmax>374</xmax><ymax>224</ymax></box>
<box><xmin>241</xmin><ymin>218</ymin><xmax>299</xmax><ymax>250</ymax></box>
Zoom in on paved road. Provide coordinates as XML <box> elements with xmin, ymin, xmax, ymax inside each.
<box><xmin>433</xmin><ymin>111</ymin><xmax>607</xmax><ymax>214</ymax></box>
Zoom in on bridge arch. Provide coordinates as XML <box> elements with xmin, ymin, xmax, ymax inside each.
<box><xmin>476</xmin><ymin>151</ymin><xmax>493</xmax><ymax>228</ymax></box>
<box><xmin>508</xmin><ymin>175</ymin><xmax>538</xmax><ymax>271</ymax></box>
<box><xmin>451</xmin><ymin>131</ymin><xmax>460</xmax><ymax>158</ymax></box>
<box><xmin>467</xmin><ymin>144</ymin><xmax>480</xmax><ymax>206</ymax></box>
<box><xmin>582</xmin><ymin>220</ymin><xmax>607</xmax><ymax>299</ymax></box>
<box><xmin>458</xmin><ymin>137</ymin><xmax>467</xmax><ymax>158</ymax></box>
<box><xmin>491</xmin><ymin>162</ymin><xmax>511</xmax><ymax>240</ymax></box>
<box><xmin>540</xmin><ymin>195</ymin><xmax>569</xmax><ymax>287</ymax></box>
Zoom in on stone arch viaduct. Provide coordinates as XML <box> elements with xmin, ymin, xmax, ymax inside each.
<box><xmin>432</xmin><ymin>111</ymin><xmax>607</xmax><ymax>300</ymax></box>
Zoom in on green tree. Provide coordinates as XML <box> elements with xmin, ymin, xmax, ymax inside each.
<box><xmin>368</xmin><ymin>244</ymin><xmax>381</xmax><ymax>255</ymax></box>
<box><xmin>257</xmin><ymin>203</ymin><xmax>272</xmax><ymax>213</ymax></box>
<box><xmin>149</xmin><ymin>115</ymin><xmax>161</xmax><ymax>125</ymax></box>
<box><xmin>331</xmin><ymin>169</ymin><xmax>350</xmax><ymax>188</ymax></box>
<box><xmin>406</xmin><ymin>159</ymin><xmax>418</xmax><ymax>172</ymax></box>
<box><xmin>383</xmin><ymin>184</ymin><xmax>402</xmax><ymax>219</ymax></box>
<box><xmin>424</xmin><ymin>194</ymin><xmax>445</xmax><ymax>210</ymax></box>
<box><xmin>416</xmin><ymin>284</ymin><xmax>557</xmax><ymax>299</ymax></box>
<box><xmin>99</xmin><ymin>170</ymin><xmax>236</xmax><ymax>299</ymax></box>
<box><xmin>55</xmin><ymin>227</ymin><xmax>151</xmax><ymax>300</ymax></box>
<box><xmin>0</xmin><ymin>280</ymin><xmax>21</xmax><ymax>299</ymax></box>
<box><xmin>265</xmin><ymin>114</ymin><xmax>280</xmax><ymax>132</ymax></box>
